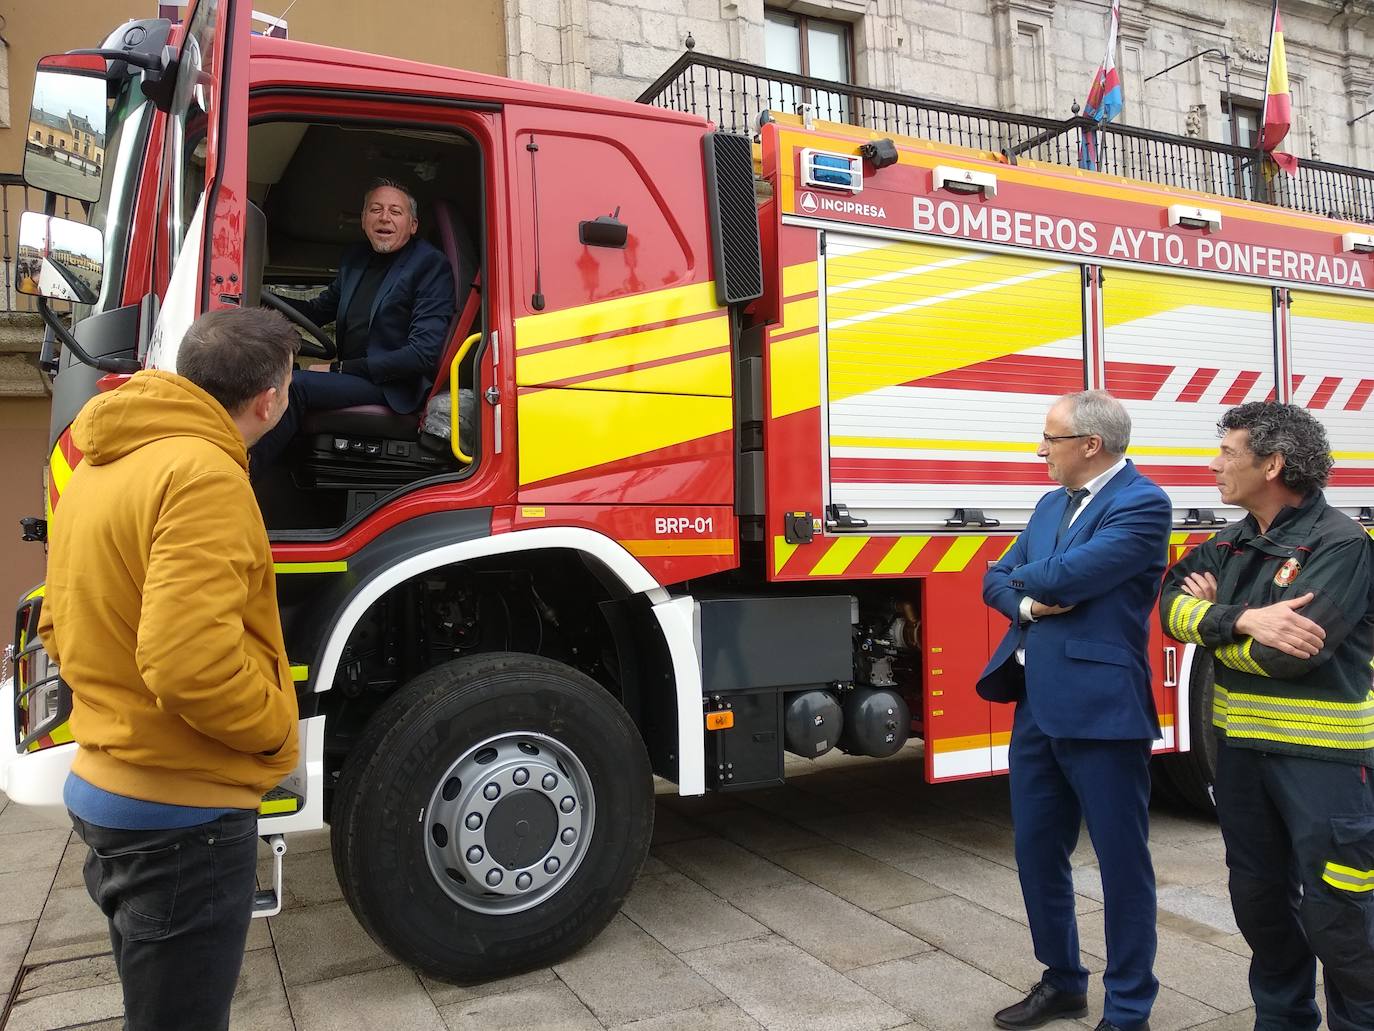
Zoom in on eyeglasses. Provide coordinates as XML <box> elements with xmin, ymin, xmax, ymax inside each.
<box><xmin>1041</xmin><ymin>433</ymin><xmax>1092</xmax><ymax>443</ymax></box>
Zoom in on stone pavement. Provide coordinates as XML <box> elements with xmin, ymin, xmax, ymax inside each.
<box><xmin>0</xmin><ymin>746</ymin><xmax>1281</xmax><ymax>1031</ymax></box>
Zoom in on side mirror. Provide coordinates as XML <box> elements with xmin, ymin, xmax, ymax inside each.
<box><xmin>17</xmin><ymin>212</ymin><xmax>104</xmax><ymax>305</ymax></box>
<box><xmin>25</xmin><ymin>55</ymin><xmax>109</xmax><ymax>203</ymax></box>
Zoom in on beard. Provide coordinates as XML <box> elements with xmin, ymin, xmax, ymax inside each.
<box><xmin>369</xmin><ymin>234</ymin><xmax>398</xmax><ymax>253</ymax></box>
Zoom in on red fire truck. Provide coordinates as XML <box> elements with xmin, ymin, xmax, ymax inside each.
<box><xmin>6</xmin><ymin>2</ymin><xmax>1373</xmax><ymax>983</ymax></box>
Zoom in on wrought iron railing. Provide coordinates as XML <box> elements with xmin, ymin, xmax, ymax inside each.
<box><xmin>639</xmin><ymin>52</ymin><xmax>1374</xmax><ymax>225</ymax></box>
<box><xmin>1</xmin><ymin>172</ymin><xmax>83</xmax><ymax>313</ymax></box>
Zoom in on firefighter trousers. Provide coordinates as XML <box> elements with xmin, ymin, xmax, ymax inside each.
<box><xmin>1215</xmin><ymin>744</ymin><xmax>1374</xmax><ymax>1031</ymax></box>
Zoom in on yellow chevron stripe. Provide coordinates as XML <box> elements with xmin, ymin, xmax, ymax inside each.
<box><xmin>782</xmin><ymin>261</ymin><xmax>819</xmax><ymax>297</ymax></box>
<box><xmin>563</xmin><ymin>350</ymin><xmax>732</xmax><ymax>397</ymax></box>
<box><xmin>933</xmin><ymin>535</ymin><xmax>986</xmax><ymax>573</ymax></box>
<box><xmin>514</xmin><ymin>282</ymin><xmax>721</xmax><ymax>352</ymax></box>
<box><xmin>49</xmin><ymin>444</ymin><xmax>73</xmax><ymax>495</ymax></box>
<box><xmin>810</xmin><ymin>536</ymin><xmax>869</xmax><ymax>576</ymax></box>
<box><xmin>874</xmin><ymin>535</ymin><xmax>931</xmax><ymax>574</ymax></box>
<box><xmin>771</xmin><ymin>330</ymin><xmax>821</xmax><ymax>419</ymax></box>
<box><xmin>773</xmin><ymin>535</ymin><xmax>800</xmax><ymax>575</ymax></box>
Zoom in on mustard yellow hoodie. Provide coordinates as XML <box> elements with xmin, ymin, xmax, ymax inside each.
<box><xmin>38</xmin><ymin>370</ymin><xmax>299</xmax><ymax>809</ymax></box>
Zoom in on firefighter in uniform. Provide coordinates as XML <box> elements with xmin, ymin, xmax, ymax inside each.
<box><xmin>1161</xmin><ymin>401</ymin><xmax>1374</xmax><ymax>1031</ymax></box>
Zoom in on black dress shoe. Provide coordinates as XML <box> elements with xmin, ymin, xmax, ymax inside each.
<box><xmin>993</xmin><ymin>981</ymin><xmax>1089</xmax><ymax>1029</ymax></box>
<box><xmin>1093</xmin><ymin>1021</ymin><xmax>1150</xmax><ymax>1031</ymax></box>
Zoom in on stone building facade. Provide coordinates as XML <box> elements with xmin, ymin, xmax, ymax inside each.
<box><xmin>505</xmin><ymin>0</ymin><xmax>1374</xmax><ymax>170</ymax></box>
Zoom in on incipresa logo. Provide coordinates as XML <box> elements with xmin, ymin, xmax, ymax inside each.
<box><xmin>799</xmin><ymin>192</ymin><xmax>819</xmax><ymax>213</ymax></box>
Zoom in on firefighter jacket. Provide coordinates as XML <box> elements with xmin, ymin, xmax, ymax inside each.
<box><xmin>1160</xmin><ymin>492</ymin><xmax>1374</xmax><ymax>766</ymax></box>
<box><xmin>38</xmin><ymin>370</ymin><xmax>300</xmax><ymax>810</ymax></box>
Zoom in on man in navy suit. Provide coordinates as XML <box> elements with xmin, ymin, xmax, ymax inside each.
<box><xmin>980</xmin><ymin>390</ymin><xmax>1172</xmax><ymax>1031</ymax></box>
<box><xmin>252</xmin><ymin>178</ymin><xmax>455</xmax><ymax>470</ymax></box>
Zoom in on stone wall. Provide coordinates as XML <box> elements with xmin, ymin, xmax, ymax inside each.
<box><xmin>505</xmin><ymin>0</ymin><xmax>1374</xmax><ymax>170</ymax></box>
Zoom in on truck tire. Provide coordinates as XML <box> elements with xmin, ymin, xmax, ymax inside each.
<box><xmin>330</xmin><ymin>652</ymin><xmax>654</xmax><ymax>983</ymax></box>
<box><xmin>1160</xmin><ymin>648</ymin><xmax>1218</xmax><ymax>816</ymax></box>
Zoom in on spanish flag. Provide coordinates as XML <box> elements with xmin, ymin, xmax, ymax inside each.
<box><xmin>1261</xmin><ymin>1</ymin><xmax>1299</xmax><ymax>175</ymax></box>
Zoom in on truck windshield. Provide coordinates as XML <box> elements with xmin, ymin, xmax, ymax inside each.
<box><xmin>71</xmin><ymin>76</ymin><xmax>152</xmax><ymax>326</ymax></box>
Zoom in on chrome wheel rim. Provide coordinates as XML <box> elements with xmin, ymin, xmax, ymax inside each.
<box><xmin>423</xmin><ymin>732</ymin><xmax>595</xmax><ymax>914</ymax></box>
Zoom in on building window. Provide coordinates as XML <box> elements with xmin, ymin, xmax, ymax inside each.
<box><xmin>1222</xmin><ymin>96</ymin><xmax>1266</xmax><ymax>200</ymax></box>
<box><xmin>764</xmin><ymin>9</ymin><xmax>853</xmax><ymax>123</ymax></box>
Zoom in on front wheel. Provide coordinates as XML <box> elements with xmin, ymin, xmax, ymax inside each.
<box><xmin>330</xmin><ymin>652</ymin><xmax>654</xmax><ymax>983</ymax></box>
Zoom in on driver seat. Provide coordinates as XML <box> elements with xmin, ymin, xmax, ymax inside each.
<box><xmin>299</xmin><ymin>200</ymin><xmax>479</xmax><ymax>443</ymax></box>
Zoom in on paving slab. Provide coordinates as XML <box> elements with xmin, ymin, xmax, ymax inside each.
<box><xmin>13</xmin><ymin>953</ymin><xmax>118</xmax><ymax>1002</ymax></box>
<box><xmin>650</xmin><ymin>806</ymin><xmax>705</xmax><ymax>846</ymax></box>
<box><xmin>270</xmin><ymin>900</ymin><xmax>396</xmax><ymax>987</ymax></box>
<box><xmin>51</xmin><ymin>840</ymin><xmax>87</xmax><ymax>891</ymax></box>
<box><xmin>259</xmin><ymin>846</ymin><xmax>343</xmax><ymax>911</ymax></box>
<box><xmin>848</xmin><ymin>950</ymin><xmax>1025</xmax><ymax>1029</ymax></box>
<box><xmin>5</xmin><ymin>980</ymin><xmax>124</xmax><ymax>1030</ymax></box>
<box><xmin>0</xmin><ymin>829</ymin><xmax>70</xmax><ymax>877</ymax></box>
<box><xmin>289</xmin><ymin>965</ymin><xmax>445</xmax><ymax>1031</ymax></box>
<box><xmin>772</xmin><ymin>843</ymin><xmax>946</xmax><ymax>912</ymax></box>
<box><xmin>0</xmin><ymin>864</ymin><xmax>58</xmax><ymax>926</ymax></box>
<box><xmin>438</xmin><ymin>981</ymin><xmax>600</xmax><ymax>1031</ymax></box>
<box><xmin>0</xmin><ymin>920</ymin><xmax>35</xmax><ymax>1001</ymax></box>
<box><xmin>553</xmin><ymin>914</ymin><xmax>720</xmax><ymax>1026</ymax></box>
<box><xmin>27</xmin><ymin>885</ymin><xmax>112</xmax><ymax>965</ymax></box>
<box><xmin>621</xmin><ymin>870</ymin><xmax>767</xmax><ymax>954</ymax></box>
<box><xmin>695</xmin><ymin>808</ymin><xmax>827</xmax><ymax>855</ymax></box>
<box><xmin>1074</xmin><ymin>979</ymin><xmax>1225</xmax><ymax>1031</ymax></box>
<box><xmin>680</xmin><ymin>933</ymin><xmax>907</xmax><ymax>1031</ymax></box>
<box><xmin>732</xmin><ymin>880</ymin><xmax>929</xmax><ymax>971</ymax></box>
<box><xmin>879</xmin><ymin>893</ymin><xmax>1102</xmax><ymax>990</ymax></box>
<box><xmin>654</xmin><ymin>836</ymin><xmax>800</xmax><ymax>902</ymax></box>
<box><xmin>421</xmin><ymin>966</ymin><xmax>557</xmax><ymax>1009</ymax></box>
<box><xmin>610</xmin><ymin>998</ymin><xmax>763</xmax><ymax>1030</ymax></box>
<box><xmin>230</xmin><ymin>947</ymin><xmax>294</xmax><ymax>1031</ymax></box>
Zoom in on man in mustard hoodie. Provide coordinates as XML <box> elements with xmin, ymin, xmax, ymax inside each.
<box><xmin>39</xmin><ymin>307</ymin><xmax>301</xmax><ymax>1031</ymax></box>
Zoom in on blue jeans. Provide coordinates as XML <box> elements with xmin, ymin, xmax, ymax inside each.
<box><xmin>71</xmin><ymin>809</ymin><xmax>259</xmax><ymax>1031</ymax></box>
<box><xmin>250</xmin><ymin>368</ymin><xmax>390</xmax><ymax>474</ymax></box>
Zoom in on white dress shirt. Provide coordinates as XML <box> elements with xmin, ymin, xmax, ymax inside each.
<box><xmin>1015</xmin><ymin>456</ymin><xmax>1129</xmax><ymax>665</ymax></box>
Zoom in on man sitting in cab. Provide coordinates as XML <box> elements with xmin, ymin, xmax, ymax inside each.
<box><xmin>252</xmin><ymin>177</ymin><xmax>455</xmax><ymax>470</ymax></box>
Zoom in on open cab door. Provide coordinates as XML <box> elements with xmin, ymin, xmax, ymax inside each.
<box><xmin>146</xmin><ymin>0</ymin><xmax>252</xmax><ymax>369</ymax></box>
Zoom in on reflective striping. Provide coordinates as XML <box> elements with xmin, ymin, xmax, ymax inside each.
<box><xmin>49</xmin><ymin>444</ymin><xmax>73</xmax><ymax>495</ymax></box>
<box><xmin>932</xmin><ymin>535</ymin><xmax>986</xmax><ymax>573</ymax></box>
<box><xmin>773</xmin><ymin>536</ymin><xmax>801</xmax><ymax>575</ymax></box>
<box><xmin>274</xmin><ymin>561</ymin><xmax>348</xmax><ymax>574</ymax></box>
<box><xmin>621</xmin><ymin>538</ymin><xmax>735</xmax><ymax>558</ymax></box>
<box><xmin>1213</xmin><ymin>686</ymin><xmax>1374</xmax><ymax>749</ymax></box>
<box><xmin>810</xmin><ymin>536</ymin><xmax>868</xmax><ymax>576</ymax></box>
<box><xmin>516</xmin><ymin>316</ymin><xmax>732</xmax><ymax>395</ymax></box>
<box><xmin>1166</xmin><ymin>594</ymin><xmax>1212</xmax><ymax>643</ymax></box>
<box><xmin>1322</xmin><ymin>862</ymin><xmax>1374</xmax><ymax>893</ymax></box>
<box><xmin>514</xmin><ymin>282</ymin><xmax>721</xmax><ymax>352</ymax></box>
<box><xmin>873</xmin><ymin>535</ymin><xmax>931</xmax><ymax>575</ymax></box>
<box><xmin>1216</xmin><ymin>638</ymin><xmax>1267</xmax><ymax>676</ymax></box>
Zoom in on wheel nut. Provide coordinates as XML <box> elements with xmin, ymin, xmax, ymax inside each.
<box><xmin>513</xmin><ymin>768</ymin><xmax>529</xmax><ymax>786</ymax></box>
<box><xmin>544</xmin><ymin>857</ymin><xmax>560</xmax><ymax>874</ymax></box>
<box><xmin>465</xmin><ymin>813</ymin><xmax>482</xmax><ymax>830</ymax></box>
<box><xmin>485</xmin><ymin>869</ymin><xmax>503</xmax><ymax>887</ymax></box>
<box><xmin>516</xmin><ymin>872</ymin><xmax>532</xmax><ymax>890</ymax></box>
<box><xmin>560</xmin><ymin>828</ymin><xmax>576</xmax><ymax>844</ymax></box>
<box><xmin>483</xmin><ymin>783</ymin><xmax>501</xmax><ymax>801</ymax></box>
<box><xmin>560</xmin><ymin>796</ymin><xmax>576</xmax><ymax>814</ymax></box>
<box><xmin>466</xmin><ymin>846</ymin><xmax>484</xmax><ymax>863</ymax></box>
<box><xmin>542</xmin><ymin>773</ymin><xmax>558</xmax><ymax>790</ymax></box>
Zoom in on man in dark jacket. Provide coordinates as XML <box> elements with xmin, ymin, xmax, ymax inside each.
<box><xmin>1161</xmin><ymin>401</ymin><xmax>1374</xmax><ymax>1031</ymax></box>
<box><xmin>252</xmin><ymin>177</ymin><xmax>455</xmax><ymax>469</ymax></box>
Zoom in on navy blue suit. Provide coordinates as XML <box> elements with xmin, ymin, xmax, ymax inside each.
<box><xmin>979</xmin><ymin>460</ymin><xmax>1171</xmax><ymax>1030</ymax></box>
<box><xmin>293</xmin><ymin>238</ymin><xmax>455</xmax><ymax>413</ymax></box>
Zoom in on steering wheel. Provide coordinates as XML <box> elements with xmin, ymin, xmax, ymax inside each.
<box><xmin>261</xmin><ymin>289</ymin><xmax>336</xmax><ymax>360</ymax></box>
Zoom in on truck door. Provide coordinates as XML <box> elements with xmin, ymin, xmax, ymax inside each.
<box><xmin>1288</xmin><ymin>292</ymin><xmax>1374</xmax><ymax>520</ymax></box>
<box><xmin>823</xmin><ymin>233</ymin><xmax>1086</xmax><ymax>531</ymax></box>
<box><xmin>145</xmin><ymin>0</ymin><xmax>251</xmax><ymax>369</ymax></box>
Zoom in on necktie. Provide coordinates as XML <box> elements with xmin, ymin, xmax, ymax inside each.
<box><xmin>1054</xmin><ymin>487</ymin><xmax>1089</xmax><ymax>545</ymax></box>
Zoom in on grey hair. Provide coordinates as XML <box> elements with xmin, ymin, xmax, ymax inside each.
<box><xmin>1061</xmin><ymin>390</ymin><xmax>1132</xmax><ymax>455</ymax></box>
<box><xmin>363</xmin><ymin>177</ymin><xmax>418</xmax><ymax>219</ymax></box>
<box><xmin>1218</xmin><ymin>401</ymin><xmax>1333</xmax><ymax>495</ymax></box>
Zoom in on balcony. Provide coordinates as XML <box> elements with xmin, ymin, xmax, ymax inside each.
<box><xmin>639</xmin><ymin>52</ymin><xmax>1374</xmax><ymax>226</ymax></box>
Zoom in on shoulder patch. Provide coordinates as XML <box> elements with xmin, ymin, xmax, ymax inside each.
<box><xmin>1274</xmin><ymin>557</ymin><xmax>1301</xmax><ymax>587</ymax></box>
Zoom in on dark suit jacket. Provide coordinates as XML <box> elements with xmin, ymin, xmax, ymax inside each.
<box><xmin>978</xmin><ymin>460</ymin><xmax>1172</xmax><ymax>740</ymax></box>
<box><xmin>293</xmin><ymin>238</ymin><xmax>455</xmax><ymax>413</ymax></box>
